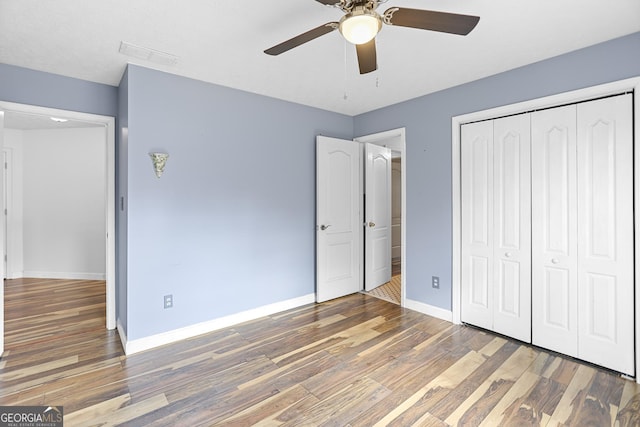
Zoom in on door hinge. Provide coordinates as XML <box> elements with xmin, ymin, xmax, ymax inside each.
<box><xmin>4</xmin><ymin>254</ymin><xmax>7</xmax><ymax>262</ymax></box>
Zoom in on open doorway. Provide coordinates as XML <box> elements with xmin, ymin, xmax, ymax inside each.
<box><xmin>0</xmin><ymin>101</ymin><xmax>115</xmax><ymax>357</ymax></box>
<box><xmin>356</xmin><ymin>129</ymin><xmax>406</xmax><ymax>306</ymax></box>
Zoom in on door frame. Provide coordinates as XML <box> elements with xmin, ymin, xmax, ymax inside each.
<box><xmin>355</xmin><ymin>128</ymin><xmax>406</xmax><ymax>306</ymax></box>
<box><xmin>0</xmin><ymin>100</ymin><xmax>116</xmax><ymax>330</ymax></box>
<box><xmin>451</xmin><ymin>76</ymin><xmax>640</xmax><ymax>381</ymax></box>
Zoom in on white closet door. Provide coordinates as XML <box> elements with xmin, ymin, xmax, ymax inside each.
<box><xmin>492</xmin><ymin>114</ymin><xmax>531</xmax><ymax>342</ymax></box>
<box><xmin>461</xmin><ymin>120</ymin><xmax>494</xmax><ymax>331</ymax></box>
<box><xmin>576</xmin><ymin>94</ymin><xmax>634</xmax><ymax>375</ymax></box>
<box><xmin>531</xmin><ymin>105</ymin><xmax>578</xmax><ymax>357</ymax></box>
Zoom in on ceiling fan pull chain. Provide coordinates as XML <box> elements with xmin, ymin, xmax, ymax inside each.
<box><xmin>343</xmin><ymin>39</ymin><xmax>349</xmax><ymax>100</ymax></box>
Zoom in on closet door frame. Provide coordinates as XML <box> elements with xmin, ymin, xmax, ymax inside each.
<box><xmin>452</xmin><ymin>76</ymin><xmax>640</xmax><ymax>382</ymax></box>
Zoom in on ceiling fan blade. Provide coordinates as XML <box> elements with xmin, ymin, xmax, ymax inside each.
<box><xmin>383</xmin><ymin>8</ymin><xmax>479</xmax><ymax>35</ymax></box>
<box><xmin>356</xmin><ymin>39</ymin><xmax>377</xmax><ymax>74</ymax></box>
<box><xmin>315</xmin><ymin>0</ymin><xmax>341</xmax><ymax>5</ymax></box>
<box><xmin>264</xmin><ymin>22</ymin><xmax>339</xmax><ymax>56</ymax></box>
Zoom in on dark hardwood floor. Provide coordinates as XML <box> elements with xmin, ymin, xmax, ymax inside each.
<box><xmin>1</xmin><ymin>278</ymin><xmax>639</xmax><ymax>426</ymax></box>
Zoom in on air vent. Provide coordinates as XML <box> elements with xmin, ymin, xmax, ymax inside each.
<box><xmin>118</xmin><ymin>41</ymin><xmax>178</xmax><ymax>66</ymax></box>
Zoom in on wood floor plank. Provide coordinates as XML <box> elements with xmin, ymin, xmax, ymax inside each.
<box><xmin>282</xmin><ymin>377</ymin><xmax>390</xmax><ymax>427</ymax></box>
<box><xmin>349</xmin><ymin>347</ymin><xmax>475</xmax><ymax>426</ymax></box>
<box><xmin>68</xmin><ymin>393</ymin><xmax>169</xmax><ymax>427</ymax></box>
<box><xmin>546</xmin><ymin>364</ymin><xmax>597</xmax><ymax>426</ymax></box>
<box><xmin>478</xmin><ymin>370</ymin><xmax>539</xmax><ymax>426</ymax></box>
<box><xmin>498</xmin><ymin>375</ymin><xmax>565</xmax><ymax>425</ymax></box>
<box><xmin>618</xmin><ymin>381</ymin><xmax>640</xmax><ymax>427</ymax></box>
<box><xmin>373</xmin><ymin>350</ymin><xmax>487</xmax><ymax>426</ymax></box>
<box><xmin>444</xmin><ymin>345</ymin><xmax>538</xmax><ymax>425</ymax></box>
<box><xmin>215</xmin><ymin>384</ymin><xmax>312</xmax><ymax>426</ymax></box>
<box><xmin>237</xmin><ymin>350</ymin><xmax>340</xmax><ymax>392</ymax></box>
<box><xmin>1</xmin><ymin>278</ymin><xmax>639</xmax><ymax>426</ymax></box>
<box><xmin>428</xmin><ymin>340</ymin><xmax>519</xmax><ymax>421</ymax></box>
<box><xmin>0</xmin><ymin>355</ymin><xmax>79</xmax><ymax>381</ymax></box>
<box><xmin>251</xmin><ymin>393</ymin><xmax>321</xmax><ymax>426</ymax></box>
<box><xmin>570</xmin><ymin>370</ymin><xmax>625</xmax><ymax>427</ymax></box>
<box><xmin>271</xmin><ymin>316</ymin><xmax>386</xmax><ymax>365</ymax></box>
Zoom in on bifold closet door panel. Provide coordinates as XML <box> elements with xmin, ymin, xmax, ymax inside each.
<box><xmin>492</xmin><ymin>114</ymin><xmax>531</xmax><ymax>342</ymax></box>
<box><xmin>461</xmin><ymin>120</ymin><xmax>494</xmax><ymax>331</ymax></box>
<box><xmin>531</xmin><ymin>105</ymin><xmax>579</xmax><ymax>358</ymax></box>
<box><xmin>576</xmin><ymin>94</ymin><xmax>634</xmax><ymax>376</ymax></box>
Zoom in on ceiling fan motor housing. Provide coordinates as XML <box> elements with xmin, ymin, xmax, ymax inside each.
<box><xmin>339</xmin><ymin>6</ymin><xmax>382</xmax><ymax>44</ymax></box>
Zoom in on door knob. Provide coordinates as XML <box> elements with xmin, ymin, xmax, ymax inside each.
<box><xmin>320</xmin><ymin>224</ymin><xmax>331</xmax><ymax>231</ymax></box>
<box><xmin>551</xmin><ymin>258</ymin><xmax>559</xmax><ymax>264</ymax></box>
<box><xmin>505</xmin><ymin>252</ymin><xmax>512</xmax><ymax>258</ymax></box>
<box><xmin>368</xmin><ymin>222</ymin><xmax>375</xmax><ymax>227</ymax></box>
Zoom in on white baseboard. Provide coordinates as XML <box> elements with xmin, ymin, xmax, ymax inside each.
<box><xmin>123</xmin><ymin>293</ymin><xmax>316</xmax><ymax>355</ymax></box>
<box><xmin>22</xmin><ymin>271</ymin><xmax>106</xmax><ymax>280</ymax></box>
<box><xmin>405</xmin><ymin>298</ymin><xmax>453</xmax><ymax>322</ymax></box>
<box><xmin>117</xmin><ymin>319</ymin><xmax>127</xmax><ymax>353</ymax></box>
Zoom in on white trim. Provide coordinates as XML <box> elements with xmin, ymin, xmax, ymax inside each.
<box><xmin>117</xmin><ymin>319</ymin><xmax>127</xmax><ymax>354</ymax></box>
<box><xmin>451</xmin><ymin>76</ymin><xmax>640</xmax><ymax>382</ymax></box>
<box><xmin>405</xmin><ymin>298</ymin><xmax>453</xmax><ymax>322</ymax></box>
<box><xmin>2</xmin><ymin>147</ymin><xmax>13</xmax><ymax>279</ymax></box>
<box><xmin>123</xmin><ymin>293</ymin><xmax>316</xmax><ymax>355</ymax></box>
<box><xmin>22</xmin><ymin>271</ymin><xmax>106</xmax><ymax>280</ymax></box>
<box><xmin>354</xmin><ymin>128</ymin><xmax>407</xmax><ymax>307</ymax></box>
<box><xmin>0</xmin><ymin>100</ymin><xmax>116</xmax><ymax>331</ymax></box>
<box><xmin>105</xmin><ymin>118</ymin><xmax>116</xmax><ymax>330</ymax></box>
<box><xmin>634</xmin><ymin>82</ymin><xmax>640</xmax><ymax>382</ymax></box>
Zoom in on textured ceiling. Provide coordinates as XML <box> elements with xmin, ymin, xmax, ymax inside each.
<box><xmin>1</xmin><ymin>0</ymin><xmax>639</xmax><ymax>116</ymax></box>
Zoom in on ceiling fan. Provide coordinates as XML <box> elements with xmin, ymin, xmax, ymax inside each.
<box><xmin>264</xmin><ymin>0</ymin><xmax>480</xmax><ymax>74</ymax></box>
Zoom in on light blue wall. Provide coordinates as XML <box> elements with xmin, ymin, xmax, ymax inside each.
<box><xmin>0</xmin><ymin>63</ymin><xmax>117</xmax><ymax>116</ymax></box>
<box><xmin>124</xmin><ymin>65</ymin><xmax>353</xmax><ymax>339</ymax></box>
<box><xmin>353</xmin><ymin>31</ymin><xmax>640</xmax><ymax>310</ymax></box>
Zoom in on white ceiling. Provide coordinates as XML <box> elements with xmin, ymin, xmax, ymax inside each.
<box><xmin>1</xmin><ymin>0</ymin><xmax>639</xmax><ymax>116</ymax></box>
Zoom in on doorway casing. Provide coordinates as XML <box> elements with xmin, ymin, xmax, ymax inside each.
<box><xmin>0</xmin><ymin>100</ymin><xmax>116</xmax><ymax>331</ymax></box>
<box><xmin>355</xmin><ymin>128</ymin><xmax>406</xmax><ymax>307</ymax></box>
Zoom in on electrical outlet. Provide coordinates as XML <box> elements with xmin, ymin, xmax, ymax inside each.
<box><xmin>432</xmin><ymin>276</ymin><xmax>440</xmax><ymax>289</ymax></box>
<box><xmin>164</xmin><ymin>294</ymin><xmax>173</xmax><ymax>309</ymax></box>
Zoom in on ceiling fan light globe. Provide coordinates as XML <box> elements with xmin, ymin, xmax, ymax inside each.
<box><xmin>339</xmin><ymin>12</ymin><xmax>381</xmax><ymax>45</ymax></box>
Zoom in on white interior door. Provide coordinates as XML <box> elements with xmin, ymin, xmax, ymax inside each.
<box><xmin>461</xmin><ymin>120</ymin><xmax>494</xmax><ymax>331</ymax></box>
<box><xmin>364</xmin><ymin>143</ymin><xmax>391</xmax><ymax>291</ymax></box>
<box><xmin>532</xmin><ymin>104</ymin><xmax>578</xmax><ymax>357</ymax></box>
<box><xmin>316</xmin><ymin>136</ymin><xmax>361</xmax><ymax>302</ymax></box>
<box><xmin>492</xmin><ymin>114</ymin><xmax>531</xmax><ymax>342</ymax></box>
<box><xmin>576</xmin><ymin>94</ymin><xmax>634</xmax><ymax>375</ymax></box>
